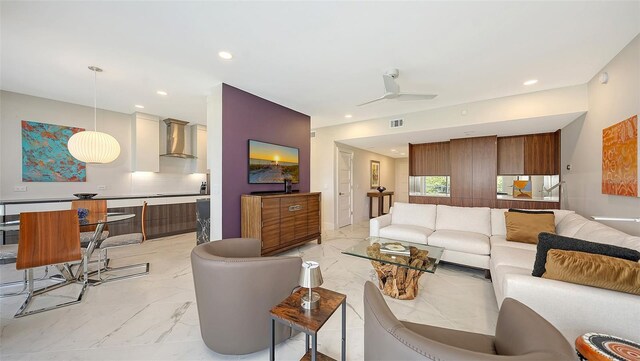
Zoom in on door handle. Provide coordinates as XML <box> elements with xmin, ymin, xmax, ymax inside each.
<box><xmin>339</xmin><ymin>192</ymin><xmax>345</xmax><ymax>195</ymax></box>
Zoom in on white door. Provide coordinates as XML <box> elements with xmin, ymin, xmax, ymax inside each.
<box><xmin>337</xmin><ymin>150</ymin><xmax>353</xmax><ymax>228</ymax></box>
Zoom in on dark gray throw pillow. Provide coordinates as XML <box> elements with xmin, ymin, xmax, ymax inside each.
<box><xmin>508</xmin><ymin>208</ymin><xmax>554</xmax><ymax>215</ymax></box>
<box><xmin>532</xmin><ymin>232</ymin><xmax>640</xmax><ymax>277</ymax></box>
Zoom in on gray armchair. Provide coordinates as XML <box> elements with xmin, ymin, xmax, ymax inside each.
<box><xmin>363</xmin><ymin>281</ymin><xmax>575</xmax><ymax>361</ymax></box>
<box><xmin>190</xmin><ymin>238</ymin><xmax>302</xmax><ymax>355</ymax></box>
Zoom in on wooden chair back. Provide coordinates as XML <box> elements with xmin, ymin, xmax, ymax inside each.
<box><xmin>71</xmin><ymin>199</ymin><xmax>108</xmax><ymax>233</ymax></box>
<box><xmin>16</xmin><ymin>210</ymin><xmax>81</xmax><ymax>270</ymax></box>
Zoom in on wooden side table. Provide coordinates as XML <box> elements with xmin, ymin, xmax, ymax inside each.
<box><xmin>367</xmin><ymin>191</ymin><xmax>394</xmax><ymax>219</ymax></box>
<box><xmin>270</xmin><ymin>287</ymin><xmax>347</xmax><ymax>361</ymax></box>
<box><xmin>576</xmin><ymin>333</ymin><xmax>640</xmax><ymax>361</ymax></box>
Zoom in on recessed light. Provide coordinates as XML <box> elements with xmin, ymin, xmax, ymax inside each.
<box><xmin>157</xmin><ymin>90</ymin><xmax>168</xmax><ymax>96</ymax></box>
<box><xmin>135</xmin><ymin>105</ymin><xmax>145</xmax><ymax>109</ymax></box>
<box><xmin>345</xmin><ymin>114</ymin><xmax>353</xmax><ymax>118</ymax></box>
<box><xmin>400</xmin><ymin>152</ymin><xmax>406</xmax><ymax>156</ymax></box>
<box><xmin>523</xmin><ymin>79</ymin><xmax>538</xmax><ymax>86</ymax></box>
<box><xmin>218</xmin><ymin>51</ymin><xmax>233</xmax><ymax>60</ymax></box>
<box><xmin>391</xmin><ymin>149</ymin><xmax>397</xmax><ymax>152</ymax></box>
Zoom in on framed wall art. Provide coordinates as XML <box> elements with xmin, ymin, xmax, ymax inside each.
<box><xmin>22</xmin><ymin>120</ymin><xmax>86</xmax><ymax>182</ymax></box>
<box><xmin>602</xmin><ymin>115</ymin><xmax>638</xmax><ymax>197</ymax></box>
<box><xmin>370</xmin><ymin>160</ymin><xmax>380</xmax><ymax>189</ymax></box>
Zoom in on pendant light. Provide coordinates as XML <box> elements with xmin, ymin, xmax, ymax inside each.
<box><xmin>68</xmin><ymin>66</ymin><xmax>121</xmax><ymax>164</ymax></box>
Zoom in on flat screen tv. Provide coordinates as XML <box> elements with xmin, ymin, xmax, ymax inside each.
<box><xmin>248</xmin><ymin>140</ymin><xmax>299</xmax><ymax>184</ymax></box>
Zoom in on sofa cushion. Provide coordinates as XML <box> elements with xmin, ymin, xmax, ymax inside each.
<box><xmin>379</xmin><ymin>224</ymin><xmax>432</xmax><ymax>244</ymax></box>
<box><xmin>508</xmin><ymin>208</ymin><xmax>554</xmax><ymax>215</ymax></box>
<box><xmin>573</xmin><ymin>221</ymin><xmax>640</xmax><ymax>252</ymax></box>
<box><xmin>435</xmin><ymin>205</ymin><xmax>491</xmax><ymax>236</ymax></box>
<box><xmin>490</xmin><ymin>235</ymin><xmax>537</xmax><ymax>252</ymax></box>
<box><xmin>543</xmin><ymin>249</ymin><xmax>640</xmax><ymax>296</ymax></box>
<box><xmin>428</xmin><ymin>230</ymin><xmax>490</xmax><ymax>255</ymax></box>
<box><xmin>491</xmin><ymin>209</ymin><xmax>510</xmax><ymax>236</ymax></box>
<box><xmin>491</xmin><ymin>209</ymin><xmax>574</xmax><ymax>237</ymax></box>
<box><xmin>505</xmin><ymin>212</ymin><xmax>556</xmax><ymax>244</ymax></box>
<box><xmin>391</xmin><ymin>202</ymin><xmax>437</xmax><ymax>230</ymax></box>
<box><xmin>555</xmin><ymin>213</ymin><xmax>590</xmax><ymax>238</ymax></box>
<box><xmin>532</xmin><ymin>232</ymin><xmax>640</xmax><ymax>277</ymax></box>
<box><xmin>490</xmin><ymin>244</ymin><xmax>536</xmax><ymax>270</ymax></box>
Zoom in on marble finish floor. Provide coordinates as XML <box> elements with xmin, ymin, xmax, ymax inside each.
<box><xmin>0</xmin><ymin>223</ymin><xmax>498</xmax><ymax>360</ymax></box>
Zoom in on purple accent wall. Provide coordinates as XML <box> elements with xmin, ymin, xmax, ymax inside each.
<box><xmin>222</xmin><ymin>84</ymin><xmax>311</xmax><ymax>238</ymax></box>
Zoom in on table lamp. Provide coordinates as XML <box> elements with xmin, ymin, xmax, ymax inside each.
<box><xmin>299</xmin><ymin>261</ymin><xmax>323</xmax><ymax>310</ymax></box>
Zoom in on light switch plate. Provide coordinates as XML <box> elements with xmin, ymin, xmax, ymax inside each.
<box><xmin>14</xmin><ymin>185</ymin><xmax>27</xmax><ymax>192</ymax></box>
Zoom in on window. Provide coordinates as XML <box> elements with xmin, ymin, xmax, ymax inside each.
<box><xmin>409</xmin><ymin>176</ymin><xmax>450</xmax><ymax>197</ymax></box>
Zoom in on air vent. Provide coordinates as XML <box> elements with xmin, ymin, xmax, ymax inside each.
<box><xmin>389</xmin><ymin>118</ymin><xmax>404</xmax><ymax>128</ymax></box>
<box><xmin>310</xmin><ymin>131</ymin><xmax>316</xmax><ymax>138</ymax></box>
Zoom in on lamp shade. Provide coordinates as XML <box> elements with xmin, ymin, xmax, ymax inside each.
<box><xmin>299</xmin><ymin>261</ymin><xmax>323</xmax><ymax>288</ymax></box>
<box><xmin>68</xmin><ymin>130</ymin><xmax>121</xmax><ymax>164</ymax></box>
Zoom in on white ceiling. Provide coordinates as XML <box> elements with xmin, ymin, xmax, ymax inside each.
<box><xmin>1</xmin><ymin>2</ymin><xmax>638</xmax><ymax>128</ymax></box>
<box><xmin>339</xmin><ymin>112</ymin><xmax>586</xmax><ymax>158</ymax></box>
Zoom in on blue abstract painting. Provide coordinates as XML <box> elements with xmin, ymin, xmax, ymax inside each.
<box><xmin>22</xmin><ymin>120</ymin><xmax>87</xmax><ymax>182</ymax></box>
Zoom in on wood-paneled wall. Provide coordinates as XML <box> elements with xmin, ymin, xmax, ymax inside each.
<box><xmin>409</xmin><ymin>131</ymin><xmax>560</xmax><ymax>210</ymax></box>
<box><xmin>450</xmin><ymin>136</ymin><xmax>497</xmax><ymax>208</ymax></box>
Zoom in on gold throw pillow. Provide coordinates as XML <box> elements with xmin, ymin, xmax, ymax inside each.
<box><xmin>543</xmin><ymin>249</ymin><xmax>640</xmax><ymax>296</ymax></box>
<box><xmin>505</xmin><ymin>212</ymin><xmax>555</xmax><ymax>244</ymax></box>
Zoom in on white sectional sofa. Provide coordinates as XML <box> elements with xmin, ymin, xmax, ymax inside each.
<box><xmin>371</xmin><ymin>203</ymin><xmax>492</xmax><ymax>269</ymax></box>
<box><xmin>370</xmin><ymin>202</ymin><xmax>640</xmax><ymax>342</ymax></box>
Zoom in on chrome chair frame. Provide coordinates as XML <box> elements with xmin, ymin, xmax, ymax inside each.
<box><xmin>95</xmin><ymin>246</ymin><xmax>149</xmax><ymax>284</ymax></box>
<box><xmin>14</xmin><ymin>211</ymin><xmax>94</xmax><ymax>318</ymax></box>
<box><xmin>0</xmin><ymin>266</ymin><xmax>52</xmax><ymax>298</ymax></box>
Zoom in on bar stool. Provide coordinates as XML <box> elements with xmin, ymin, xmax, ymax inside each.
<box><xmin>15</xmin><ymin>210</ymin><xmax>84</xmax><ymax>317</ymax></box>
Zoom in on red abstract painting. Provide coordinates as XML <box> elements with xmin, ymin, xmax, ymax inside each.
<box><xmin>602</xmin><ymin>115</ymin><xmax>638</xmax><ymax>197</ymax></box>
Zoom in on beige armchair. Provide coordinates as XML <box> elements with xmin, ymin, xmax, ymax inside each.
<box><xmin>190</xmin><ymin>238</ymin><xmax>302</xmax><ymax>355</ymax></box>
<box><xmin>363</xmin><ymin>281</ymin><xmax>575</xmax><ymax>361</ymax></box>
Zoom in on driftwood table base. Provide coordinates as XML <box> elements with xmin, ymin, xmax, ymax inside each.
<box><xmin>367</xmin><ymin>243</ymin><xmax>429</xmax><ymax>300</ymax></box>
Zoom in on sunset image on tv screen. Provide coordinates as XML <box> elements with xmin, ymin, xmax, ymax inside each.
<box><xmin>249</xmin><ymin>140</ymin><xmax>299</xmax><ymax>184</ymax></box>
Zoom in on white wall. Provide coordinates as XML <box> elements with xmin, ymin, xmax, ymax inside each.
<box><xmin>335</xmin><ymin>144</ymin><xmax>395</xmax><ymax>225</ymax></box>
<box><xmin>206</xmin><ymin>84</ymin><xmax>223</xmax><ymax>240</ymax></box>
<box><xmin>0</xmin><ymin>91</ymin><xmax>205</xmax><ymax>200</ymax></box>
<box><xmin>394</xmin><ymin>158</ymin><xmax>409</xmax><ymax>203</ymax></box>
<box><xmin>312</xmin><ymin>85</ymin><xmax>588</xmax><ymax>231</ymax></box>
<box><xmin>562</xmin><ymin>35</ymin><xmax>640</xmax><ymax>236</ymax></box>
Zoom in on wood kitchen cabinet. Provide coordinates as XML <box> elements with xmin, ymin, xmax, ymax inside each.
<box><xmin>497</xmin><ymin>136</ymin><xmax>525</xmax><ymax>175</ymax></box>
<box><xmin>523</xmin><ymin>131</ymin><xmax>560</xmax><ymax>175</ymax></box>
<box><xmin>241</xmin><ymin>192</ymin><xmax>321</xmax><ymax>256</ymax></box>
<box><xmin>497</xmin><ymin>131</ymin><xmax>560</xmax><ymax>175</ymax></box>
<box><xmin>409</xmin><ymin>142</ymin><xmax>450</xmax><ymax>176</ymax></box>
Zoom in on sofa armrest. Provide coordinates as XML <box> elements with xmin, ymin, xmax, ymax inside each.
<box><xmin>370</xmin><ymin>213</ymin><xmax>392</xmax><ymax>237</ymax></box>
<box><xmin>499</xmin><ymin>273</ymin><xmax>640</xmax><ymax>343</ymax></box>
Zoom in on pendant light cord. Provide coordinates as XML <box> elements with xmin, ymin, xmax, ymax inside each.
<box><xmin>94</xmin><ymin>68</ymin><xmax>97</xmax><ymax>131</ymax></box>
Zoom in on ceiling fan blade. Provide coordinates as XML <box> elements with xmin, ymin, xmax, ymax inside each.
<box><xmin>396</xmin><ymin>93</ymin><xmax>437</xmax><ymax>101</ymax></box>
<box><xmin>382</xmin><ymin>74</ymin><xmax>399</xmax><ymax>94</ymax></box>
<box><xmin>357</xmin><ymin>95</ymin><xmax>386</xmax><ymax>106</ymax></box>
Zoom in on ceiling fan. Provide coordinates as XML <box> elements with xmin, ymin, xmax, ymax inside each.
<box><xmin>358</xmin><ymin>68</ymin><xmax>437</xmax><ymax>106</ymax></box>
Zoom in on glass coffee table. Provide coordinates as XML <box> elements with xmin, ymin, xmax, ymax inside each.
<box><xmin>342</xmin><ymin>236</ymin><xmax>444</xmax><ymax>300</ymax></box>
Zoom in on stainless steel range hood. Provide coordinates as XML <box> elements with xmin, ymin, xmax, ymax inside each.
<box><xmin>160</xmin><ymin>118</ymin><xmax>196</xmax><ymax>159</ymax></box>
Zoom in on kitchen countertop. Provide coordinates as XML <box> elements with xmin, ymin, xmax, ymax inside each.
<box><xmin>0</xmin><ymin>193</ymin><xmax>210</xmax><ymax>205</ymax></box>
<box><xmin>496</xmin><ymin>194</ymin><xmax>559</xmax><ymax>203</ymax></box>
